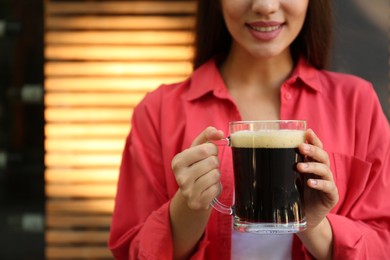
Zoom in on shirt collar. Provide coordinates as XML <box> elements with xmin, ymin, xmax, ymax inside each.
<box><xmin>186</xmin><ymin>58</ymin><xmax>227</xmax><ymax>101</ymax></box>
<box><xmin>186</xmin><ymin>57</ymin><xmax>322</xmax><ymax>101</ymax></box>
<box><xmin>287</xmin><ymin>57</ymin><xmax>323</xmax><ymax>93</ymax></box>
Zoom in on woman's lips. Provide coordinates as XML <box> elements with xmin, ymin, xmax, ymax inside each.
<box><xmin>246</xmin><ymin>22</ymin><xmax>284</xmax><ymax>41</ymax></box>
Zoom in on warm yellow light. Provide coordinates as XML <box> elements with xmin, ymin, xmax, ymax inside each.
<box><xmin>46</xmin><ymin>184</ymin><xmax>117</xmax><ymax>198</ymax></box>
<box><xmin>45</xmin><ymin>61</ymin><xmax>192</xmax><ymax>76</ymax></box>
<box><xmin>46</xmin><ymin>215</ymin><xmax>112</xmax><ymax>228</ymax></box>
<box><xmin>46</xmin><ymin>199</ymin><xmax>114</xmax><ymax>214</ymax></box>
<box><xmin>46</xmin><ymin>246</ymin><xmax>112</xmax><ymax>259</ymax></box>
<box><xmin>45</xmin><ymin>77</ymin><xmax>183</xmax><ymax>92</ymax></box>
<box><xmin>45</xmin><ymin>46</ymin><xmax>193</xmax><ymax>61</ymax></box>
<box><xmin>46</xmin><ymin>230</ymin><xmax>109</xmax><ymax>243</ymax></box>
<box><xmin>45</xmin><ymin>93</ymin><xmax>146</xmax><ymax>107</ymax></box>
<box><xmin>46</xmin><ymin>1</ymin><xmax>196</xmax><ymax>15</ymax></box>
<box><xmin>44</xmin><ymin>108</ymin><xmax>133</xmax><ymax>122</ymax></box>
<box><xmin>45</xmin><ymin>139</ymin><xmax>125</xmax><ymax>153</ymax></box>
<box><xmin>45</xmin><ymin>153</ymin><xmax>121</xmax><ymax>167</ymax></box>
<box><xmin>45</xmin><ymin>168</ymin><xmax>119</xmax><ymax>183</ymax></box>
<box><xmin>46</xmin><ymin>16</ymin><xmax>194</xmax><ymax>30</ymax></box>
<box><xmin>45</xmin><ymin>123</ymin><xmax>130</xmax><ymax>137</ymax></box>
<box><xmin>46</xmin><ymin>31</ymin><xmax>193</xmax><ymax>45</ymax></box>
<box><xmin>44</xmin><ymin>1</ymin><xmax>195</xmax><ymax>258</ymax></box>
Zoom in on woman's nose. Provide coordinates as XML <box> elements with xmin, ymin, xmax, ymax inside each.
<box><xmin>252</xmin><ymin>0</ymin><xmax>280</xmax><ymax>15</ymax></box>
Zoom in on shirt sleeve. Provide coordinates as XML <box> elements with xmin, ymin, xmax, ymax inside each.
<box><xmin>108</xmin><ymin>90</ymin><xmax>175</xmax><ymax>259</ymax></box>
<box><xmin>327</xmin><ymin>86</ymin><xmax>390</xmax><ymax>258</ymax></box>
<box><xmin>108</xmin><ymin>90</ymin><xmax>211</xmax><ymax>259</ymax></box>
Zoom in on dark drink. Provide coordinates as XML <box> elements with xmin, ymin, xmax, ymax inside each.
<box><xmin>210</xmin><ymin>120</ymin><xmax>307</xmax><ymax>233</ymax></box>
<box><xmin>231</xmin><ymin>130</ymin><xmax>306</xmax><ymax>227</ymax></box>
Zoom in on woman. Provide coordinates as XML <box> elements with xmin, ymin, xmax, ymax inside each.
<box><xmin>109</xmin><ymin>0</ymin><xmax>390</xmax><ymax>259</ymax></box>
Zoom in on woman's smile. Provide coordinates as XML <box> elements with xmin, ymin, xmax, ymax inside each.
<box><xmin>247</xmin><ymin>21</ymin><xmax>282</xmax><ymax>32</ymax></box>
<box><xmin>246</xmin><ymin>21</ymin><xmax>283</xmax><ymax>41</ymax></box>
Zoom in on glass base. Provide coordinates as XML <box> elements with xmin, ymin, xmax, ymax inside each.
<box><xmin>233</xmin><ymin>219</ymin><xmax>307</xmax><ymax>234</ymax></box>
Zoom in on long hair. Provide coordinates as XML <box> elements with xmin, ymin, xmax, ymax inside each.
<box><xmin>192</xmin><ymin>0</ymin><xmax>333</xmax><ymax>70</ymax></box>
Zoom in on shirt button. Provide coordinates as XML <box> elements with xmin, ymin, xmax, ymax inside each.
<box><xmin>284</xmin><ymin>92</ymin><xmax>292</xmax><ymax>100</ymax></box>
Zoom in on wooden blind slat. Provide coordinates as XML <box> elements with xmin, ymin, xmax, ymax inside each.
<box><xmin>46</xmin><ymin>215</ymin><xmax>112</xmax><ymax>228</ymax></box>
<box><xmin>45</xmin><ymin>123</ymin><xmax>129</xmax><ymax>137</ymax></box>
<box><xmin>46</xmin><ymin>31</ymin><xmax>193</xmax><ymax>45</ymax></box>
<box><xmin>46</xmin><ymin>246</ymin><xmax>112</xmax><ymax>259</ymax></box>
<box><xmin>45</xmin><ymin>46</ymin><xmax>192</xmax><ymax>61</ymax></box>
<box><xmin>46</xmin><ymin>184</ymin><xmax>116</xmax><ymax>198</ymax></box>
<box><xmin>46</xmin><ymin>230</ymin><xmax>109</xmax><ymax>244</ymax></box>
<box><xmin>45</xmin><ymin>61</ymin><xmax>192</xmax><ymax>76</ymax></box>
<box><xmin>45</xmin><ymin>169</ymin><xmax>119</xmax><ymax>184</ymax></box>
<box><xmin>45</xmin><ymin>93</ymin><xmax>146</xmax><ymax>106</ymax></box>
<box><xmin>46</xmin><ymin>16</ymin><xmax>194</xmax><ymax>30</ymax></box>
<box><xmin>47</xmin><ymin>200</ymin><xmax>114</xmax><ymax>215</ymax></box>
<box><xmin>46</xmin><ymin>1</ymin><xmax>196</xmax><ymax>15</ymax></box>
<box><xmin>45</xmin><ymin>139</ymin><xmax>124</xmax><ymax>153</ymax></box>
<box><xmin>45</xmin><ymin>77</ymin><xmax>181</xmax><ymax>92</ymax></box>
<box><xmin>45</xmin><ymin>154</ymin><xmax>121</xmax><ymax>167</ymax></box>
<box><xmin>44</xmin><ymin>108</ymin><xmax>133</xmax><ymax>123</ymax></box>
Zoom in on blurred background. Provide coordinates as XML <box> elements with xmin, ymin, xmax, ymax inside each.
<box><xmin>0</xmin><ymin>0</ymin><xmax>388</xmax><ymax>259</ymax></box>
<box><xmin>0</xmin><ymin>0</ymin><xmax>44</xmax><ymax>259</ymax></box>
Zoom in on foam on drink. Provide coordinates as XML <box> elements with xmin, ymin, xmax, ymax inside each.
<box><xmin>230</xmin><ymin>130</ymin><xmax>305</xmax><ymax>148</ymax></box>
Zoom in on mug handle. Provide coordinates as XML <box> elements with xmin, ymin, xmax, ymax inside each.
<box><xmin>211</xmin><ymin>197</ymin><xmax>233</xmax><ymax>215</ymax></box>
<box><xmin>209</xmin><ymin>137</ymin><xmax>233</xmax><ymax>215</ymax></box>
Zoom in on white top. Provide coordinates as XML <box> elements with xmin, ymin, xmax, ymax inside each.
<box><xmin>231</xmin><ymin>230</ymin><xmax>293</xmax><ymax>260</ymax></box>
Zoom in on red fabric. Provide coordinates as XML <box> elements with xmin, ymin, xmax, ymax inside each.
<box><xmin>108</xmin><ymin>58</ymin><xmax>390</xmax><ymax>259</ymax></box>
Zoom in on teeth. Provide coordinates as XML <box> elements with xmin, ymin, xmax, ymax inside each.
<box><xmin>250</xmin><ymin>25</ymin><xmax>280</xmax><ymax>32</ymax></box>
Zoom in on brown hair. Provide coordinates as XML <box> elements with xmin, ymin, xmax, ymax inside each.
<box><xmin>192</xmin><ymin>0</ymin><xmax>333</xmax><ymax>70</ymax></box>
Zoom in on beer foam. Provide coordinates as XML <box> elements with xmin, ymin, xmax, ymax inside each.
<box><xmin>230</xmin><ymin>130</ymin><xmax>305</xmax><ymax>148</ymax></box>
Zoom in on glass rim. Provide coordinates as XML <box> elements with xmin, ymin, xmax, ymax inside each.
<box><xmin>229</xmin><ymin>120</ymin><xmax>306</xmax><ymax>125</ymax></box>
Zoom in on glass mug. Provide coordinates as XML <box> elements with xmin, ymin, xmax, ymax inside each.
<box><xmin>212</xmin><ymin>120</ymin><xmax>307</xmax><ymax>234</ymax></box>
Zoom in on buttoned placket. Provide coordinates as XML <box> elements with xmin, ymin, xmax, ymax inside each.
<box><xmin>280</xmin><ymin>81</ymin><xmax>295</xmax><ymax>120</ymax></box>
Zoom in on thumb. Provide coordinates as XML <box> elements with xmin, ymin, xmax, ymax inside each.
<box><xmin>191</xmin><ymin>126</ymin><xmax>225</xmax><ymax>147</ymax></box>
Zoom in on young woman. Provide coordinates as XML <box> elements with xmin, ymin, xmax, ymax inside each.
<box><xmin>109</xmin><ymin>0</ymin><xmax>390</xmax><ymax>259</ymax></box>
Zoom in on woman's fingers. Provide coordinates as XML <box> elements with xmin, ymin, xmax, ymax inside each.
<box><xmin>306</xmin><ymin>178</ymin><xmax>337</xmax><ymax>196</ymax></box>
<box><xmin>176</xmin><ymin>156</ymin><xmax>222</xmax><ymax>210</ymax></box>
<box><xmin>305</xmin><ymin>128</ymin><xmax>323</xmax><ymax>149</ymax></box>
<box><xmin>297</xmin><ymin>129</ymin><xmax>339</xmax><ymax>211</ymax></box>
<box><xmin>297</xmin><ymin>161</ymin><xmax>332</xmax><ymax>181</ymax></box>
<box><xmin>173</xmin><ymin>142</ymin><xmax>218</xmax><ymax>166</ymax></box>
<box><xmin>189</xmin><ymin>169</ymin><xmax>222</xmax><ymax>210</ymax></box>
<box><xmin>299</xmin><ymin>162</ymin><xmax>335</xmax><ymax>192</ymax></box>
<box><xmin>299</xmin><ymin>129</ymin><xmax>330</xmax><ymax>166</ymax></box>
<box><xmin>191</xmin><ymin>126</ymin><xmax>225</xmax><ymax>147</ymax></box>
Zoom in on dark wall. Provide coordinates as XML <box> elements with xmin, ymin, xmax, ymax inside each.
<box><xmin>331</xmin><ymin>0</ymin><xmax>389</xmax><ymax>119</ymax></box>
<box><xmin>0</xmin><ymin>0</ymin><xmax>44</xmax><ymax>259</ymax></box>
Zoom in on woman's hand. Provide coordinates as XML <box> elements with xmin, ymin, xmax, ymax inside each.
<box><xmin>170</xmin><ymin>127</ymin><xmax>224</xmax><ymax>260</ymax></box>
<box><xmin>296</xmin><ymin>129</ymin><xmax>339</xmax><ymax>259</ymax></box>
<box><xmin>297</xmin><ymin>128</ymin><xmax>339</xmax><ymax>229</ymax></box>
<box><xmin>171</xmin><ymin>126</ymin><xmax>225</xmax><ymax>211</ymax></box>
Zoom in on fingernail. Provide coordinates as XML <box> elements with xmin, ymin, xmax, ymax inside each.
<box><xmin>301</xmin><ymin>163</ymin><xmax>309</xmax><ymax>169</ymax></box>
<box><xmin>309</xmin><ymin>179</ymin><xmax>318</xmax><ymax>186</ymax></box>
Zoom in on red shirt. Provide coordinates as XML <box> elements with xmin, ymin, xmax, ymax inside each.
<box><xmin>109</xmin><ymin>58</ymin><xmax>390</xmax><ymax>259</ymax></box>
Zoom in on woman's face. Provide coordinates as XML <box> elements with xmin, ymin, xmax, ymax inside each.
<box><xmin>220</xmin><ymin>0</ymin><xmax>309</xmax><ymax>60</ymax></box>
